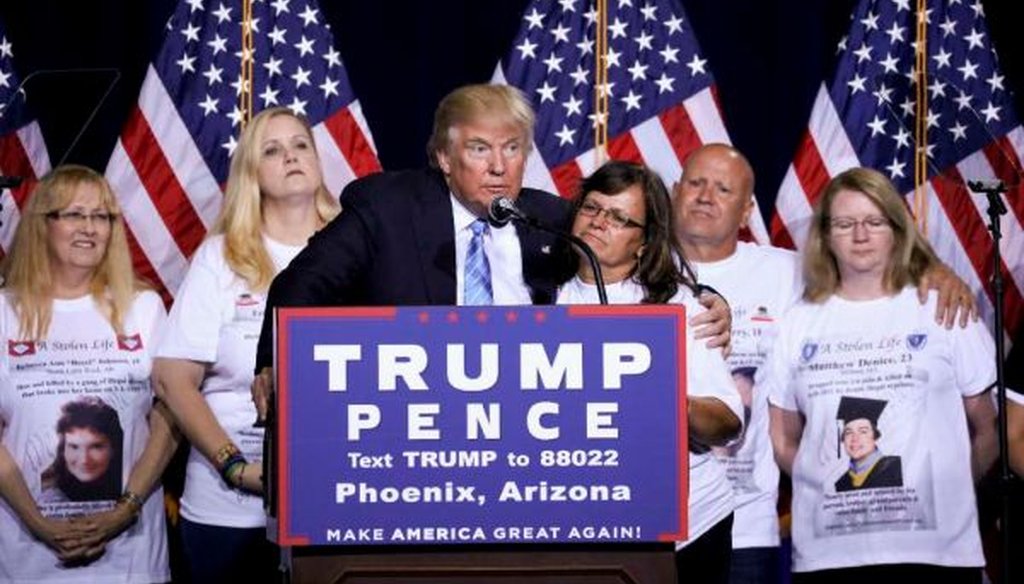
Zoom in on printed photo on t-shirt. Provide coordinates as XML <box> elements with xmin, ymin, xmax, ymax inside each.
<box><xmin>832</xmin><ymin>396</ymin><xmax>904</xmax><ymax>492</ymax></box>
<box><xmin>38</xmin><ymin>396</ymin><xmax>123</xmax><ymax>504</ymax></box>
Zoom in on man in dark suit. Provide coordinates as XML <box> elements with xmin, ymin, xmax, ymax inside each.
<box><xmin>252</xmin><ymin>84</ymin><xmax>729</xmax><ymax>419</ymax></box>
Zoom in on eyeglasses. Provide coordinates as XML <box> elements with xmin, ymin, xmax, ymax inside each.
<box><xmin>828</xmin><ymin>216</ymin><xmax>891</xmax><ymax>236</ymax></box>
<box><xmin>578</xmin><ymin>200</ymin><xmax>645</xmax><ymax>230</ymax></box>
<box><xmin>46</xmin><ymin>210</ymin><xmax>117</xmax><ymax>226</ymax></box>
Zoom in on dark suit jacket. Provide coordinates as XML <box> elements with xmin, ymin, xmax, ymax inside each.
<box><xmin>255</xmin><ymin>168</ymin><xmax>574</xmax><ymax>370</ymax></box>
<box><xmin>835</xmin><ymin>455</ymin><xmax>903</xmax><ymax>492</ymax></box>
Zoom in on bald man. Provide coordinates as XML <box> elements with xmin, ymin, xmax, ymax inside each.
<box><xmin>673</xmin><ymin>144</ymin><xmax>797</xmax><ymax>584</ymax></box>
<box><xmin>672</xmin><ymin>144</ymin><xmax>978</xmax><ymax>584</ymax></box>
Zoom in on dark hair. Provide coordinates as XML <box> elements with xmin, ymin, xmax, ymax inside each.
<box><xmin>41</xmin><ymin>397</ymin><xmax>124</xmax><ymax>501</ymax></box>
<box><xmin>573</xmin><ymin>161</ymin><xmax>697</xmax><ymax>303</ymax></box>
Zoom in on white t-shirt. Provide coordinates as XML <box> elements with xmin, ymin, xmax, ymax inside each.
<box><xmin>0</xmin><ymin>291</ymin><xmax>168</xmax><ymax>583</ymax></box>
<box><xmin>762</xmin><ymin>288</ymin><xmax>995</xmax><ymax>572</ymax></box>
<box><xmin>557</xmin><ymin>276</ymin><xmax>742</xmax><ymax>547</ymax></box>
<box><xmin>693</xmin><ymin>242</ymin><xmax>801</xmax><ymax>549</ymax></box>
<box><xmin>156</xmin><ymin>234</ymin><xmax>302</xmax><ymax>528</ymax></box>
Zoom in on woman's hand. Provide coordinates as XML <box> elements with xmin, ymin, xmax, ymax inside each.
<box><xmin>68</xmin><ymin>500</ymin><xmax>138</xmax><ymax>555</ymax></box>
<box><xmin>237</xmin><ymin>461</ymin><xmax>265</xmax><ymax>495</ymax></box>
<box><xmin>31</xmin><ymin>516</ymin><xmax>93</xmax><ymax>563</ymax></box>
<box><xmin>692</xmin><ymin>290</ymin><xmax>732</xmax><ymax>357</ymax></box>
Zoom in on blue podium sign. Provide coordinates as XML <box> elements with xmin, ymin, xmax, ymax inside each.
<box><xmin>274</xmin><ymin>305</ymin><xmax>688</xmax><ymax>546</ymax></box>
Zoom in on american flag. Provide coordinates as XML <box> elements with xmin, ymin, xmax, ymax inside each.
<box><xmin>773</xmin><ymin>0</ymin><xmax>1024</xmax><ymax>342</ymax></box>
<box><xmin>104</xmin><ymin>0</ymin><xmax>381</xmax><ymax>303</ymax></box>
<box><xmin>495</xmin><ymin>0</ymin><xmax>769</xmax><ymax>243</ymax></box>
<box><xmin>0</xmin><ymin>18</ymin><xmax>51</xmax><ymax>259</ymax></box>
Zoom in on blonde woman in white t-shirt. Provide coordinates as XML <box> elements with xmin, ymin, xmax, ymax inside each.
<box><xmin>153</xmin><ymin>107</ymin><xmax>339</xmax><ymax>583</ymax></box>
<box><xmin>766</xmin><ymin>167</ymin><xmax>998</xmax><ymax>584</ymax></box>
<box><xmin>0</xmin><ymin>165</ymin><xmax>173</xmax><ymax>582</ymax></box>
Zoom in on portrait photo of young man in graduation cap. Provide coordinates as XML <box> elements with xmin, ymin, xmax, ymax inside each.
<box><xmin>834</xmin><ymin>396</ymin><xmax>903</xmax><ymax>492</ymax></box>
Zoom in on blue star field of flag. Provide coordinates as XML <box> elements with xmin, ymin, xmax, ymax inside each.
<box><xmin>0</xmin><ymin>22</ymin><xmax>33</xmax><ymax>137</ymax></box>
<box><xmin>502</xmin><ymin>0</ymin><xmax>712</xmax><ymax>169</ymax></box>
<box><xmin>830</xmin><ymin>0</ymin><xmax>1019</xmax><ymax>192</ymax></box>
<box><xmin>156</xmin><ymin>0</ymin><xmax>357</xmax><ymax>182</ymax></box>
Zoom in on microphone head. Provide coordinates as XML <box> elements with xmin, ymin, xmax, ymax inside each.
<box><xmin>488</xmin><ymin>196</ymin><xmax>517</xmax><ymax>227</ymax></box>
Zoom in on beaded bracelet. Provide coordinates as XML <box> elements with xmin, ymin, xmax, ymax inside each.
<box><xmin>214</xmin><ymin>443</ymin><xmax>242</xmax><ymax>468</ymax></box>
<box><xmin>220</xmin><ymin>454</ymin><xmax>247</xmax><ymax>488</ymax></box>
<box><xmin>117</xmin><ymin>490</ymin><xmax>144</xmax><ymax>517</ymax></box>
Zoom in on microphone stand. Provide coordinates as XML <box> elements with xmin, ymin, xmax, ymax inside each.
<box><xmin>510</xmin><ymin>214</ymin><xmax>608</xmax><ymax>305</ymax></box>
<box><xmin>968</xmin><ymin>179</ymin><xmax>1012</xmax><ymax>584</ymax></box>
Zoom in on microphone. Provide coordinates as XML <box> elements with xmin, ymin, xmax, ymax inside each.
<box><xmin>487</xmin><ymin>196</ymin><xmax>523</xmax><ymax>227</ymax></box>
<box><xmin>487</xmin><ymin>196</ymin><xmax>609</xmax><ymax>305</ymax></box>
<box><xmin>2</xmin><ymin>68</ymin><xmax>122</xmax><ymax>167</ymax></box>
<box><xmin>967</xmin><ymin>180</ymin><xmax>1008</xmax><ymax>194</ymax></box>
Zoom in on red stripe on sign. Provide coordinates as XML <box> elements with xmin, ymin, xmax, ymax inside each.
<box><xmin>120</xmin><ymin>105</ymin><xmax>206</xmax><ymax>259</ymax></box>
<box><xmin>607</xmin><ymin>131</ymin><xmax>644</xmax><ymax>164</ymax></box>
<box><xmin>982</xmin><ymin>138</ymin><xmax>1024</xmax><ymax>229</ymax></box>
<box><xmin>792</xmin><ymin>131</ymin><xmax>831</xmax><ymax>206</ymax></box>
<box><xmin>123</xmin><ymin>220</ymin><xmax>172</xmax><ymax>307</ymax></box>
<box><xmin>933</xmin><ymin>170</ymin><xmax>1024</xmax><ymax>335</ymax></box>
<box><xmin>769</xmin><ymin>211</ymin><xmax>797</xmax><ymax>250</ymax></box>
<box><xmin>0</xmin><ymin>132</ymin><xmax>38</xmax><ymax>209</ymax></box>
<box><xmin>550</xmin><ymin>159</ymin><xmax>583</xmax><ymax>199</ymax></box>
<box><xmin>322</xmin><ymin>107</ymin><xmax>382</xmax><ymax>177</ymax></box>
<box><xmin>659</xmin><ymin>103</ymin><xmax>704</xmax><ymax>167</ymax></box>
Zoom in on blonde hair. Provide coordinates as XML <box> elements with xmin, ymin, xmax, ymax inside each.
<box><xmin>211</xmin><ymin>107</ymin><xmax>340</xmax><ymax>291</ymax></box>
<box><xmin>427</xmin><ymin>84</ymin><xmax>535</xmax><ymax>167</ymax></box>
<box><xmin>803</xmin><ymin>167</ymin><xmax>938</xmax><ymax>302</ymax></box>
<box><xmin>1</xmin><ymin>165</ymin><xmax>140</xmax><ymax>340</ymax></box>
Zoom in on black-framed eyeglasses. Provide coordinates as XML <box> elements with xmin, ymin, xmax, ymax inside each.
<box><xmin>578</xmin><ymin>200</ymin><xmax>645</xmax><ymax>230</ymax></box>
<box><xmin>45</xmin><ymin>210</ymin><xmax>117</xmax><ymax>226</ymax></box>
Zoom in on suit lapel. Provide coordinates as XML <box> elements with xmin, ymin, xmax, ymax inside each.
<box><xmin>410</xmin><ymin>170</ymin><xmax>457</xmax><ymax>304</ymax></box>
<box><xmin>514</xmin><ymin>190</ymin><xmax>561</xmax><ymax>304</ymax></box>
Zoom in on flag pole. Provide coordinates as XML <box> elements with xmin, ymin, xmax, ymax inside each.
<box><xmin>240</xmin><ymin>0</ymin><xmax>255</xmax><ymax>129</ymax></box>
<box><xmin>913</xmin><ymin>0</ymin><xmax>928</xmax><ymax>236</ymax></box>
<box><xmin>593</xmin><ymin>0</ymin><xmax>608</xmax><ymax>166</ymax></box>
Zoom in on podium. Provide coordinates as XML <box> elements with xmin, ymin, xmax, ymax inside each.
<box><xmin>268</xmin><ymin>305</ymin><xmax>689</xmax><ymax>583</ymax></box>
<box><xmin>285</xmin><ymin>544</ymin><xmax>675</xmax><ymax>583</ymax></box>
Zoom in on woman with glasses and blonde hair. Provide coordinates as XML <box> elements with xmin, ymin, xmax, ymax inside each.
<box><xmin>152</xmin><ymin>106</ymin><xmax>340</xmax><ymax>583</ymax></box>
<box><xmin>0</xmin><ymin>165</ymin><xmax>173</xmax><ymax>582</ymax></box>
<box><xmin>764</xmin><ymin>167</ymin><xmax>998</xmax><ymax>584</ymax></box>
<box><xmin>556</xmin><ymin>160</ymin><xmax>742</xmax><ymax>584</ymax></box>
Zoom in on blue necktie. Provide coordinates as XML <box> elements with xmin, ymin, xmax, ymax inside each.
<box><xmin>464</xmin><ymin>219</ymin><xmax>493</xmax><ymax>305</ymax></box>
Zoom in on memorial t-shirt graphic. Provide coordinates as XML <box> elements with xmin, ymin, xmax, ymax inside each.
<box><xmin>796</xmin><ymin>329</ymin><xmax>937</xmax><ymax>538</ymax></box>
<box><xmin>38</xmin><ymin>397</ymin><xmax>125</xmax><ymax>505</ymax></box>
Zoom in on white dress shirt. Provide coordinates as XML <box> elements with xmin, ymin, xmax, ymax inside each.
<box><xmin>451</xmin><ymin>194</ymin><xmax>532</xmax><ymax>305</ymax></box>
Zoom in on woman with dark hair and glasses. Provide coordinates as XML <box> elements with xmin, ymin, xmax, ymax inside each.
<box><xmin>764</xmin><ymin>167</ymin><xmax>997</xmax><ymax>584</ymax></box>
<box><xmin>0</xmin><ymin>165</ymin><xmax>174</xmax><ymax>581</ymax></box>
<box><xmin>557</xmin><ymin>160</ymin><xmax>742</xmax><ymax>584</ymax></box>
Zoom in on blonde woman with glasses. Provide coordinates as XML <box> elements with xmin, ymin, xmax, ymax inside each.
<box><xmin>0</xmin><ymin>165</ymin><xmax>173</xmax><ymax>582</ymax></box>
<box><xmin>764</xmin><ymin>167</ymin><xmax>998</xmax><ymax>584</ymax></box>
